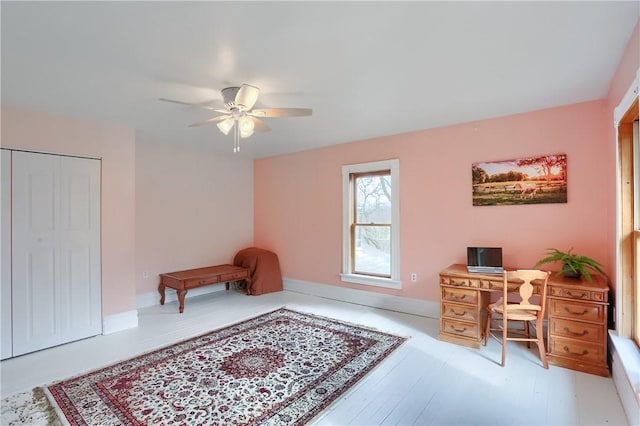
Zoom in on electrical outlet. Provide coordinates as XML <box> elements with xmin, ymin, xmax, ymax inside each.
<box><xmin>143</xmin><ymin>271</ymin><xmax>149</xmax><ymax>279</ymax></box>
<box><xmin>411</xmin><ymin>273</ymin><xmax>417</xmax><ymax>282</ymax></box>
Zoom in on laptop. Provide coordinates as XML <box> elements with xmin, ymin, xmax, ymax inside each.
<box><xmin>467</xmin><ymin>247</ymin><xmax>504</xmax><ymax>274</ymax></box>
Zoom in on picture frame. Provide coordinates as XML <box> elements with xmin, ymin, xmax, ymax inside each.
<box><xmin>472</xmin><ymin>154</ymin><xmax>567</xmax><ymax>206</ymax></box>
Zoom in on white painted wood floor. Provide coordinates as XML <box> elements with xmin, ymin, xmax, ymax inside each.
<box><xmin>0</xmin><ymin>289</ymin><xmax>629</xmax><ymax>425</ymax></box>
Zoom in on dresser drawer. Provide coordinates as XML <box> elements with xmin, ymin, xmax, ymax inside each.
<box><xmin>441</xmin><ymin>318</ymin><xmax>480</xmax><ymax>339</ymax></box>
<box><xmin>548</xmin><ymin>336</ymin><xmax>606</xmax><ymax>365</ymax></box>
<box><xmin>442</xmin><ymin>287</ymin><xmax>478</xmax><ymax>304</ymax></box>
<box><xmin>549</xmin><ymin>299</ymin><xmax>604</xmax><ymax>323</ymax></box>
<box><xmin>549</xmin><ymin>318</ymin><xmax>604</xmax><ymax>343</ymax></box>
<box><xmin>442</xmin><ymin>302</ymin><xmax>478</xmax><ymax>322</ymax></box>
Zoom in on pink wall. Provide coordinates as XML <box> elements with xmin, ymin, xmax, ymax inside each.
<box><xmin>255</xmin><ymin>18</ymin><xmax>640</xmax><ymax>303</ymax></box>
<box><xmin>135</xmin><ymin>135</ymin><xmax>254</xmax><ymax>296</ymax></box>
<box><xmin>255</xmin><ymin>100</ymin><xmax>612</xmax><ymax>301</ymax></box>
<box><xmin>1</xmin><ymin>105</ymin><xmax>137</xmax><ymax>315</ymax></box>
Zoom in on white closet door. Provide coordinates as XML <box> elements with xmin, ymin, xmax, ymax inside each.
<box><xmin>1</xmin><ymin>150</ymin><xmax>12</xmax><ymax>359</ymax></box>
<box><xmin>12</xmin><ymin>151</ymin><xmax>101</xmax><ymax>356</ymax></box>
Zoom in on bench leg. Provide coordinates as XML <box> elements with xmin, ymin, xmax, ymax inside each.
<box><xmin>158</xmin><ymin>281</ymin><xmax>166</xmax><ymax>305</ymax></box>
<box><xmin>177</xmin><ymin>289</ymin><xmax>187</xmax><ymax>313</ymax></box>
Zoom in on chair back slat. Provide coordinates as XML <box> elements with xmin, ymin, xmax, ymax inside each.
<box><xmin>503</xmin><ymin>269</ymin><xmax>550</xmax><ymax>317</ymax></box>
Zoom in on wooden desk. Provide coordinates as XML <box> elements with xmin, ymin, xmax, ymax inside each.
<box><xmin>439</xmin><ymin>264</ymin><xmax>609</xmax><ymax>376</ymax></box>
<box><xmin>159</xmin><ymin>264</ymin><xmax>250</xmax><ymax>313</ymax></box>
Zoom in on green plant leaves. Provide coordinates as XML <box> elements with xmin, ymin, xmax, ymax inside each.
<box><xmin>533</xmin><ymin>247</ymin><xmax>606</xmax><ymax>282</ymax></box>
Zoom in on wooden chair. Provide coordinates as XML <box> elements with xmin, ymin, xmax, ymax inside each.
<box><xmin>483</xmin><ymin>269</ymin><xmax>550</xmax><ymax>368</ymax></box>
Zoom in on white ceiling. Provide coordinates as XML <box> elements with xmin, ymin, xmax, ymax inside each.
<box><xmin>1</xmin><ymin>2</ymin><xmax>638</xmax><ymax>159</ymax></box>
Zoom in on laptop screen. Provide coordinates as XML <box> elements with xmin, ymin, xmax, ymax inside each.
<box><xmin>467</xmin><ymin>247</ymin><xmax>503</xmax><ymax>273</ymax></box>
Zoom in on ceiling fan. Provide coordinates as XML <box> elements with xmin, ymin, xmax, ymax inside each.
<box><xmin>160</xmin><ymin>84</ymin><xmax>312</xmax><ymax>152</ymax></box>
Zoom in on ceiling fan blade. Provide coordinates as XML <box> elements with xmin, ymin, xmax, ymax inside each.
<box><xmin>251</xmin><ymin>117</ymin><xmax>271</xmax><ymax>133</ymax></box>
<box><xmin>249</xmin><ymin>108</ymin><xmax>312</xmax><ymax>118</ymax></box>
<box><xmin>188</xmin><ymin>115</ymin><xmax>231</xmax><ymax>127</ymax></box>
<box><xmin>159</xmin><ymin>98</ymin><xmax>219</xmax><ymax>111</ymax></box>
<box><xmin>235</xmin><ymin>84</ymin><xmax>260</xmax><ymax>110</ymax></box>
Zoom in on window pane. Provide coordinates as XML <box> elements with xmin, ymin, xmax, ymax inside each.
<box><xmin>355</xmin><ymin>174</ymin><xmax>391</xmax><ymax>224</ymax></box>
<box><xmin>354</xmin><ymin>225</ymin><xmax>390</xmax><ymax>276</ymax></box>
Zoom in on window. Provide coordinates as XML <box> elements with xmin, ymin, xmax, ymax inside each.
<box><xmin>616</xmin><ymin>76</ymin><xmax>639</xmax><ymax>345</ymax></box>
<box><xmin>341</xmin><ymin>159</ymin><xmax>400</xmax><ymax>288</ymax></box>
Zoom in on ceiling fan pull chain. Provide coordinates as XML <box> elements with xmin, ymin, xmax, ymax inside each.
<box><xmin>234</xmin><ymin>125</ymin><xmax>240</xmax><ymax>153</ymax></box>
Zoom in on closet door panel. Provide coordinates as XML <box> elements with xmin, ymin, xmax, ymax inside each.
<box><xmin>1</xmin><ymin>150</ymin><xmax>12</xmax><ymax>359</ymax></box>
<box><xmin>12</xmin><ymin>152</ymin><xmax>61</xmax><ymax>355</ymax></box>
<box><xmin>59</xmin><ymin>156</ymin><xmax>101</xmax><ymax>341</ymax></box>
<box><xmin>23</xmin><ymin>248</ymin><xmax>58</xmax><ymax>345</ymax></box>
<box><xmin>12</xmin><ymin>151</ymin><xmax>101</xmax><ymax>356</ymax></box>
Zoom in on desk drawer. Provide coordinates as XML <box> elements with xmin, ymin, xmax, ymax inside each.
<box><xmin>549</xmin><ymin>299</ymin><xmax>604</xmax><ymax>323</ymax></box>
<box><xmin>477</xmin><ymin>280</ymin><xmax>525</xmax><ymax>293</ymax></box>
<box><xmin>441</xmin><ymin>276</ymin><xmax>480</xmax><ymax>288</ymax></box>
<box><xmin>548</xmin><ymin>336</ymin><xmax>605</xmax><ymax>365</ymax></box>
<box><xmin>442</xmin><ymin>302</ymin><xmax>478</xmax><ymax>322</ymax></box>
<box><xmin>220</xmin><ymin>271</ymin><xmax>248</xmax><ymax>282</ymax></box>
<box><xmin>549</xmin><ymin>318</ymin><xmax>604</xmax><ymax>343</ymax></box>
<box><xmin>441</xmin><ymin>318</ymin><xmax>480</xmax><ymax>339</ymax></box>
<box><xmin>549</xmin><ymin>287</ymin><xmax>605</xmax><ymax>302</ymax></box>
<box><xmin>442</xmin><ymin>287</ymin><xmax>478</xmax><ymax>304</ymax></box>
<box><xmin>186</xmin><ymin>275</ymin><xmax>221</xmax><ymax>288</ymax></box>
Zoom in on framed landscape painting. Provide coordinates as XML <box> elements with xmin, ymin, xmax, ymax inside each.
<box><xmin>472</xmin><ymin>154</ymin><xmax>567</xmax><ymax>206</ymax></box>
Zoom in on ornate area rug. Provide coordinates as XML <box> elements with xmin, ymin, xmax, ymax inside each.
<box><xmin>45</xmin><ymin>308</ymin><xmax>406</xmax><ymax>425</ymax></box>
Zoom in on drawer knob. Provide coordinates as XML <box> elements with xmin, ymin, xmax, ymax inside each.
<box><xmin>451</xmin><ymin>325</ymin><xmax>467</xmax><ymax>333</ymax></box>
<box><xmin>563</xmin><ymin>307</ymin><xmax>588</xmax><ymax>316</ymax></box>
<box><xmin>199</xmin><ymin>280</ymin><xmax>207</xmax><ymax>284</ymax></box>
<box><xmin>451</xmin><ymin>309</ymin><xmax>468</xmax><ymax>317</ymax></box>
<box><xmin>452</xmin><ymin>294</ymin><xmax>467</xmax><ymax>301</ymax></box>
<box><xmin>563</xmin><ymin>326</ymin><xmax>588</xmax><ymax>337</ymax></box>
<box><xmin>563</xmin><ymin>346</ymin><xmax>589</xmax><ymax>356</ymax></box>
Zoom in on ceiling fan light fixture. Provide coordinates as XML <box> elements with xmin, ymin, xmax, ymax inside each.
<box><xmin>238</xmin><ymin>116</ymin><xmax>255</xmax><ymax>138</ymax></box>
<box><xmin>216</xmin><ymin>118</ymin><xmax>234</xmax><ymax>135</ymax></box>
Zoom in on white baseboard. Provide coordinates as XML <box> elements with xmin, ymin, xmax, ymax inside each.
<box><xmin>609</xmin><ymin>331</ymin><xmax>639</xmax><ymax>426</ymax></box>
<box><xmin>283</xmin><ymin>277</ymin><xmax>440</xmax><ymax>318</ymax></box>
<box><xmin>102</xmin><ymin>309</ymin><xmax>138</xmax><ymax>334</ymax></box>
<box><xmin>136</xmin><ymin>285</ymin><xmax>228</xmax><ymax>309</ymax></box>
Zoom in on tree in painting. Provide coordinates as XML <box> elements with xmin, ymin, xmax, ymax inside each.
<box><xmin>517</xmin><ymin>155</ymin><xmax>567</xmax><ymax>184</ymax></box>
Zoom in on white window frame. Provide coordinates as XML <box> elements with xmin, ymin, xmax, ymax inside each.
<box><xmin>341</xmin><ymin>159</ymin><xmax>401</xmax><ymax>289</ymax></box>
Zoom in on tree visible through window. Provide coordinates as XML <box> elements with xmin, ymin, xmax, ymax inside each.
<box><xmin>352</xmin><ymin>171</ymin><xmax>391</xmax><ymax>277</ymax></box>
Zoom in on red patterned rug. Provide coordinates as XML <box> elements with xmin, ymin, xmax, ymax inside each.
<box><xmin>46</xmin><ymin>308</ymin><xmax>406</xmax><ymax>425</ymax></box>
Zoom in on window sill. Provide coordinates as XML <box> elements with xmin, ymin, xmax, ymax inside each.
<box><xmin>340</xmin><ymin>273</ymin><xmax>401</xmax><ymax>289</ymax></box>
<box><xmin>608</xmin><ymin>331</ymin><xmax>640</xmax><ymax>414</ymax></box>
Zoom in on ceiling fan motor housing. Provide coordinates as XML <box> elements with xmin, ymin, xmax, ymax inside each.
<box><xmin>221</xmin><ymin>87</ymin><xmax>242</xmax><ymax>110</ymax></box>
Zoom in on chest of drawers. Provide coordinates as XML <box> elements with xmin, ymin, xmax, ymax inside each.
<box><xmin>546</xmin><ymin>278</ymin><xmax>609</xmax><ymax>376</ymax></box>
<box><xmin>438</xmin><ymin>264</ymin><xmax>610</xmax><ymax>376</ymax></box>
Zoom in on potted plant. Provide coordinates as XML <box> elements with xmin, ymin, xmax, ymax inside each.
<box><xmin>533</xmin><ymin>248</ymin><xmax>606</xmax><ymax>282</ymax></box>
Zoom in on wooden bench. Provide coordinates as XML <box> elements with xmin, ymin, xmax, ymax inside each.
<box><xmin>158</xmin><ymin>264</ymin><xmax>250</xmax><ymax>313</ymax></box>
